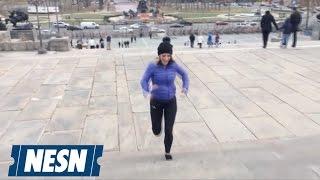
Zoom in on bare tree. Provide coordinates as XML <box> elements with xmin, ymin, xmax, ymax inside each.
<box><xmin>99</xmin><ymin>0</ymin><xmax>104</xmax><ymax>10</ymax></box>
<box><xmin>84</xmin><ymin>0</ymin><xmax>91</xmax><ymax>7</ymax></box>
<box><xmin>45</xmin><ymin>0</ymin><xmax>51</xmax><ymax>28</ymax></box>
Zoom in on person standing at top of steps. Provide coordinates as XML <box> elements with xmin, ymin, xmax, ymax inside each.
<box><xmin>290</xmin><ymin>7</ymin><xmax>302</xmax><ymax>48</ymax></box>
<box><xmin>260</xmin><ymin>10</ymin><xmax>279</xmax><ymax>48</ymax></box>
<box><xmin>140</xmin><ymin>41</ymin><xmax>189</xmax><ymax>161</ymax></box>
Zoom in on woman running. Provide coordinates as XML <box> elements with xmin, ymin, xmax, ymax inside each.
<box><xmin>140</xmin><ymin>42</ymin><xmax>189</xmax><ymax>160</ymax></box>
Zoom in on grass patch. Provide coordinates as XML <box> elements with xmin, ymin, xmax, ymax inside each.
<box><xmin>164</xmin><ymin>7</ymin><xmax>251</xmax><ymax>19</ymax></box>
<box><xmin>62</xmin><ymin>12</ymin><xmax>121</xmax><ymax>20</ymax></box>
<box><xmin>162</xmin><ymin>7</ymin><xmax>251</xmax><ymax>14</ymax></box>
<box><xmin>61</xmin><ymin>12</ymin><xmax>122</xmax><ymax>25</ymax></box>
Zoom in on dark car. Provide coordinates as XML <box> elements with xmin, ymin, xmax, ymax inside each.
<box><xmin>178</xmin><ymin>20</ymin><xmax>192</xmax><ymax>26</ymax></box>
<box><xmin>13</xmin><ymin>22</ymin><xmax>33</xmax><ymax>30</ymax></box>
<box><xmin>67</xmin><ymin>25</ymin><xmax>82</xmax><ymax>31</ymax></box>
<box><xmin>215</xmin><ymin>21</ymin><xmax>228</xmax><ymax>26</ymax></box>
<box><xmin>169</xmin><ymin>23</ymin><xmax>184</xmax><ymax>28</ymax></box>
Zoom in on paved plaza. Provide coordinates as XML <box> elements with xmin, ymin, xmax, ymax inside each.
<box><xmin>0</xmin><ymin>36</ymin><xmax>320</xmax><ymax>179</ymax></box>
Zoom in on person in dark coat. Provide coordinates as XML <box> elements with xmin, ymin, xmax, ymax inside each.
<box><xmin>279</xmin><ymin>18</ymin><xmax>292</xmax><ymax>48</ymax></box>
<box><xmin>290</xmin><ymin>7</ymin><xmax>302</xmax><ymax>47</ymax></box>
<box><xmin>260</xmin><ymin>11</ymin><xmax>279</xmax><ymax>48</ymax></box>
<box><xmin>106</xmin><ymin>35</ymin><xmax>112</xmax><ymax>50</ymax></box>
<box><xmin>100</xmin><ymin>38</ymin><xmax>104</xmax><ymax>49</ymax></box>
<box><xmin>189</xmin><ymin>33</ymin><xmax>195</xmax><ymax>48</ymax></box>
<box><xmin>215</xmin><ymin>32</ymin><xmax>220</xmax><ymax>47</ymax></box>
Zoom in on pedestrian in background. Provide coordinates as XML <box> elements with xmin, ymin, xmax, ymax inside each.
<box><xmin>260</xmin><ymin>11</ymin><xmax>278</xmax><ymax>48</ymax></box>
<box><xmin>197</xmin><ymin>34</ymin><xmax>204</xmax><ymax>48</ymax></box>
<box><xmin>189</xmin><ymin>33</ymin><xmax>195</xmax><ymax>48</ymax></box>
<box><xmin>106</xmin><ymin>35</ymin><xmax>112</xmax><ymax>50</ymax></box>
<box><xmin>290</xmin><ymin>7</ymin><xmax>302</xmax><ymax>47</ymax></box>
<box><xmin>100</xmin><ymin>38</ymin><xmax>104</xmax><ymax>49</ymax></box>
<box><xmin>279</xmin><ymin>18</ymin><xmax>292</xmax><ymax>48</ymax></box>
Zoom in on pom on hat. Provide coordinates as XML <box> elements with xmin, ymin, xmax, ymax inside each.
<box><xmin>162</xmin><ymin>36</ymin><xmax>171</xmax><ymax>43</ymax></box>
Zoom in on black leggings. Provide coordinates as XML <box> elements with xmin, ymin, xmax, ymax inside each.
<box><xmin>262</xmin><ymin>31</ymin><xmax>270</xmax><ymax>48</ymax></box>
<box><xmin>150</xmin><ymin>97</ymin><xmax>177</xmax><ymax>153</ymax></box>
<box><xmin>292</xmin><ymin>31</ymin><xmax>297</xmax><ymax>47</ymax></box>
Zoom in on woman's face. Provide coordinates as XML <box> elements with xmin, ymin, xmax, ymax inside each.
<box><xmin>159</xmin><ymin>53</ymin><xmax>171</xmax><ymax>65</ymax></box>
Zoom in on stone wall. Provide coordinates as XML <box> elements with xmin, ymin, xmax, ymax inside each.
<box><xmin>47</xmin><ymin>37</ymin><xmax>70</xmax><ymax>51</ymax></box>
<box><xmin>0</xmin><ymin>37</ymin><xmax>70</xmax><ymax>51</ymax></box>
<box><xmin>0</xmin><ymin>31</ymin><xmax>10</xmax><ymax>42</ymax></box>
<box><xmin>0</xmin><ymin>40</ymin><xmax>48</xmax><ymax>51</ymax></box>
<box><xmin>312</xmin><ymin>22</ymin><xmax>320</xmax><ymax>40</ymax></box>
<box><xmin>10</xmin><ymin>30</ymin><xmax>36</xmax><ymax>41</ymax></box>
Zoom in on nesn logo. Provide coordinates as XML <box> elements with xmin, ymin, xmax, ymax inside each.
<box><xmin>8</xmin><ymin>145</ymin><xmax>103</xmax><ymax>176</ymax></box>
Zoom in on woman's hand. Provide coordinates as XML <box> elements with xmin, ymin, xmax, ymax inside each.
<box><xmin>181</xmin><ymin>88</ymin><xmax>188</xmax><ymax>95</ymax></box>
<box><xmin>143</xmin><ymin>91</ymin><xmax>150</xmax><ymax>98</ymax></box>
<box><xmin>152</xmin><ymin>84</ymin><xmax>159</xmax><ymax>90</ymax></box>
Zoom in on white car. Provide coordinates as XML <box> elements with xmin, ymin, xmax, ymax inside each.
<box><xmin>150</xmin><ymin>27</ymin><xmax>166</xmax><ymax>33</ymax></box>
<box><xmin>41</xmin><ymin>29</ymin><xmax>57</xmax><ymax>36</ymax></box>
<box><xmin>235</xmin><ymin>22</ymin><xmax>250</xmax><ymax>27</ymax></box>
<box><xmin>115</xmin><ymin>27</ymin><xmax>134</xmax><ymax>33</ymax></box>
<box><xmin>80</xmin><ymin>22</ymin><xmax>99</xmax><ymax>29</ymax></box>
<box><xmin>53</xmin><ymin>21</ymin><xmax>69</xmax><ymax>28</ymax></box>
<box><xmin>130</xmin><ymin>23</ymin><xmax>149</xmax><ymax>29</ymax></box>
<box><xmin>130</xmin><ymin>23</ymin><xmax>142</xmax><ymax>29</ymax></box>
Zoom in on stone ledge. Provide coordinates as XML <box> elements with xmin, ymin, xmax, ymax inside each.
<box><xmin>312</xmin><ymin>23</ymin><xmax>320</xmax><ymax>40</ymax></box>
<box><xmin>0</xmin><ymin>31</ymin><xmax>10</xmax><ymax>42</ymax></box>
<box><xmin>47</xmin><ymin>37</ymin><xmax>69</xmax><ymax>51</ymax></box>
<box><xmin>0</xmin><ymin>37</ymin><xmax>70</xmax><ymax>51</ymax></box>
<box><xmin>0</xmin><ymin>41</ymin><xmax>48</xmax><ymax>51</ymax></box>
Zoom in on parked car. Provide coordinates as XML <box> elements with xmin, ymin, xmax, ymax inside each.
<box><xmin>169</xmin><ymin>23</ymin><xmax>184</xmax><ymax>28</ymax></box>
<box><xmin>67</xmin><ymin>25</ymin><xmax>82</xmax><ymax>31</ymax></box>
<box><xmin>116</xmin><ymin>19</ymin><xmax>128</xmax><ymax>25</ymax></box>
<box><xmin>251</xmin><ymin>22</ymin><xmax>258</xmax><ymax>26</ymax></box>
<box><xmin>178</xmin><ymin>20</ymin><xmax>192</xmax><ymax>26</ymax></box>
<box><xmin>80</xmin><ymin>22</ymin><xmax>99</xmax><ymax>29</ymax></box>
<box><xmin>130</xmin><ymin>23</ymin><xmax>149</xmax><ymax>29</ymax></box>
<box><xmin>13</xmin><ymin>22</ymin><xmax>33</xmax><ymax>30</ymax></box>
<box><xmin>235</xmin><ymin>22</ymin><xmax>250</xmax><ymax>27</ymax></box>
<box><xmin>130</xmin><ymin>23</ymin><xmax>141</xmax><ymax>29</ymax></box>
<box><xmin>53</xmin><ymin>21</ymin><xmax>69</xmax><ymax>28</ymax></box>
<box><xmin>41</xmin><ymin>29</ymin><xmax>57</xmax><ymax>35</ymax></box>
<box><xmin>150</xmin><ymin>27</ymin><xmax>166</xmax><ymax>33</ymax></box>
<box><xmin>114</xmin><ymin>26</ymin><xmax>134</xmax><ymax>33</ymax></box>
<box><xmin>216</xmin><ymin>21</ymin><xmax>228</xmax><ymax>26</ymax></box>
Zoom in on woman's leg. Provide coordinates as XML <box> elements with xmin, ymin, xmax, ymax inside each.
<box><xmin>163</xmin><ymin>97</ymin><xmax>177</xmax><ymax>154</ymax></box>
<box><xmin>150</xmin><ymin>99</ymin><xmax>164</xmax><ymax>136</ymax></box>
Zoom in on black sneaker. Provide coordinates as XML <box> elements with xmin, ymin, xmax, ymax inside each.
<box><xmin>165</xmin><ymin>154</ymin><xmax>172</xmax><ymax>160</ymax></box>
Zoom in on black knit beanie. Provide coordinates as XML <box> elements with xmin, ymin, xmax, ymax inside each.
<box><xmin>157</xmin><ymin>42</ymin><xmax>173</xmax><ymax>55</ymax></box>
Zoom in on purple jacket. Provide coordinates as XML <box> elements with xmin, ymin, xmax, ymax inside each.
<box><xmin>140</xmin><ymin>61</ymin><xmax>189</xmax><ymax>100</ymax></box>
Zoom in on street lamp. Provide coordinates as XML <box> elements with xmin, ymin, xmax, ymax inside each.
<box><xmin>29</xmin><ymin>0</ymin><xmax>47</xmax><ymax>54</ymax></box>
<box><xmin>306</xmin><ymin>0</ymin><xmax>310</xmax><ymax>29</ymax></box>
<box><xmin>44</xmin><ymin>0</ymin><xmax>50</xmax><ymax>29</ymax></box>
<box><xmin>55</xmin><ymin>0</ymin><xmax>62</xmax><ymax>38</ymax></box>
